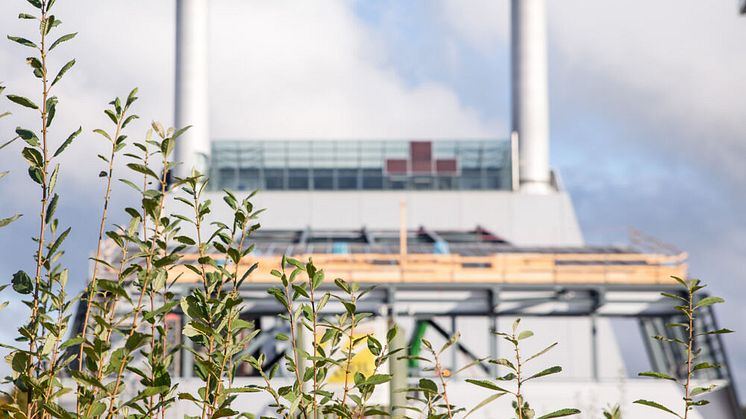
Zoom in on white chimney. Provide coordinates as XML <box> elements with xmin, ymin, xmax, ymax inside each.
<box><xmin>511</xmin><ymin>0</ymin><xmax>552</xmax><ymax>194</ymax></box>
<box><xmin>174</xmin><ymin>0</ymin><xmax>210</xmax><ymax>179</ymax></box>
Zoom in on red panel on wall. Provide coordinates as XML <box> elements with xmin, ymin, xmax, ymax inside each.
<box><xmin>410</xmin><ymin>141</ymin><xmax>432</xmax><ymax>162</ymax></box>
<box><xmin>435</xmin><ymin>159</ymin><xmax>458</xmax><ymax>174</ymax></box>
<box><xmin>385</xmin><ymin>159</ymin><xmax>408</xmax><ymax>174</ymax></box>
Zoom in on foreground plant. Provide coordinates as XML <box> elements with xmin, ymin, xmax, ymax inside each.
<box><xmin>399</xmin><ymin>334</ymin><xmax>468</xmax><ymax>419</ymax></box>
<box><xmin>634</xmin><ymin>277</ymin><xmax>733</xmax><ymax>419</ymax></box>
<box><xmin>176</xmin><ymin>174</ymin><xmax>265</xmax><ymax>418</ymax></box>
<box><xmin>466</xmin><ymin>319</ymin><xmax>580</xmax><ymax>419</ymax></box>
<box><xmin>253</xmin><ymin>261</ymin><xmax>399</xmax><ymax>419</ymax></box>
<box><xmin>73</xmin><ymin>89</ymin><xmax>139</xmax><ymax>417</ymax></box>
<box><xmin>1</xmin><ymin>1</ymin><xmax>83</xmax><ymax>417</ymax></box>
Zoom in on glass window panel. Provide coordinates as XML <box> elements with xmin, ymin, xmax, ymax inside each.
<box><xmin>336</xmin><ymin>169</ymin><xmax>359</xmax><ymax>190</ymax></box>
<box><xmin>386</xmin><ymin>178</ymin><xmax>408</xmax><ymax>190</ymax></box>
<box><xmin>362</xmin><ymin>169</ymin><xmax>383</xmax><ymax>189</ymax></box>
<box><xmin>218</xmin><ymin>168</ymin><xmax>237</xmax><ymax>190</ymax></box>
<box><xmin>312</xmin><ymin>169</ymin><xmax>334</xmax><ymax>190</ymax></box>
<box><xmin>264</xmin><ymin>169</ymin><xmax>285</xmax><ymax>190</ymax></box>
<box><xmin>288</xmin><ymin>169</ymin><xmax>310</xmax><ymax>190</ymax></box>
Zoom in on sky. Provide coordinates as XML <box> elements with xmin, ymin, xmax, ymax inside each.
<box><xmin>1</xmin><ymin>0</ymin><xmax>745</xmax><ymax>399</ymax></box>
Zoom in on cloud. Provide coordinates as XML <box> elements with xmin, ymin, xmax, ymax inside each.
<box><xmin>208</xmin><ymin>1</ymin><xmax>492</xmax><ymax>139</ymax></box>
<box><xmin>436</xmin><ymin>0</ymin><xmax>746</xmax><ymax>185</ymax></box>
<box><xmin>436</xmin><ymin>0</ymin><xmax>508</xmax><ymax>51</ymax></box>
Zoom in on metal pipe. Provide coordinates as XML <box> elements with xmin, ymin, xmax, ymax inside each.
<box><xmin>175</xmin><ymin>0</ymin><xmax>210</xmax><ymax>179</ymax></box>
<box><xmin>512</xmin><ymin>0</ymin><xmax>551</xmax><ymax>193</ymax></box>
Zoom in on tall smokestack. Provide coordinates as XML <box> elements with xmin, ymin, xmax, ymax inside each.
<box><xmin>174</xmin><ymin>0</ymin><xmax>210</xmax><ymax>179</ymax></box>
<box><xmin>511</xmin><ymin>0</ymin><xmax>551</xmax><ymax>194</ymax></box>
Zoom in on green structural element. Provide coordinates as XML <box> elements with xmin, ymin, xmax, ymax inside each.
<box><xmin>408</xmin><ymin>319</ymin><xmax>430</xmax><ymax>369</ymax></box>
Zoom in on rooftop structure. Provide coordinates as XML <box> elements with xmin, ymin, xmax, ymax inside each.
<box><xmin>209</xmin><ymin>139</ymin><xmax>514</xmax><ymax>192</ymax></box>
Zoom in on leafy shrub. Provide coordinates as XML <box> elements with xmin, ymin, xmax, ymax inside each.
<box><xmin>634</xmin><ymin>277</ymin><xmax>733</xmax><ymax>419</ymax></box>
<box><xmin>466</xmin><ymin>319</ymin><xmax>580</xmax><ymax>419</ymax></box>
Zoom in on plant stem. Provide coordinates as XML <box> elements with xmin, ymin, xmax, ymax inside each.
<box><xmin>683</xmin><ymin>286</ymin><xmax>695</xmax><ymax>419</ymax></box>
<box><xmin>211</xmin><ymin>222</ymin><xmax>249</xmax><ymax>412</ymax></box>
<box><xmin>341</xmin><ymin>293</ymin><xmax>357</xmax><ymax>408</ymax></box>
<box><xmin>285</xmin><ymin>279</ymin><xmax>308</xmax><ymax>419</ymax></box>
<box><xmin>515</xmin><ymin>334</ymin><xmax>524</xmax><ymax>419</ymax></box>
<box><xmin>84</xmin><ymin>234</ymin><xmax>131</xmax><ymax>418</ymax></box>
<box><xmin>309</xmin><ymin>276</ymin><xmax>319</xmax><ymax>418</ymax></box>
<box><xmin>76</xmin><ymin>106</ymin><xmax>127</xmax><ymax>416</ymax></box>
<box><xmin>433</xmin><ymin>351</ymin><xmax>453</xmax><ymax>419</ymax></box>
<box><xmin>28</xmin><ymin>5</ymin><xmax>50</xmax><ymax>416</ymax></box>
<box><xmin>107</xmin><ymin>150</ymin><xmax>169</xmax><ymax>417</ymax></box>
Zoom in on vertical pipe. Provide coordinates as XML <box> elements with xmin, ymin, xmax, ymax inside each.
<box><xmin>387</xmin><ymin>286</ymin><xmax>407</xmax><ymax>416</ymax></box>
<box><xmin>175</xmin><ymin>0</ymin><xmax>210</xmax><ymax>179</ymax></box>
<box><xmin>399</xmin><ymin>199</ymin><xmax>408</xmax><ymax>261</ymax></box>
<box><xmin>489</xmin><ymin>287</ymin><xmax>499</xmax><ymax>375</ymax></box>
<box><xmin>590</xmin><ymin>313</ymin><xmax>599</xmax><ymax>381</ymax></box>
<box><xmin>512</xmin><ymin>0</ymin><xmax>551</xmax><ymax>194</ymax></box>
<box><xmin>450</xmin><ymin>316</ymin><xmax>458</xmax><ymax>371</ymax></box>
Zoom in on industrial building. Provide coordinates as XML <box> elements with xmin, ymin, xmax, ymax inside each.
<box><xmin>70</xmin><ymin>0</ymin><xmax>742</xmax><ymax>417</ymax></box>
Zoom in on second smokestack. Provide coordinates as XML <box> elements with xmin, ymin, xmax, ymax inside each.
<box><xmin>512</xmin><ymin>0</ymin><xmax>551</xmax><ymax>194</ymax></box>
<box><xmin>174</xmin><ymin>0</ymin><xmax>210</xmax><ymax>179</ymax></box>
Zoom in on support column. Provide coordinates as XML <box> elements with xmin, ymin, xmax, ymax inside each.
<box><xmin>489</xmin><ymin>287</ymin><xmax>500</xmax><ymax>374</ymax></box>
<box><xmin>387</xmin><ymin>286</ymin><xmax>407</xmax><ymax>416</ymax></box>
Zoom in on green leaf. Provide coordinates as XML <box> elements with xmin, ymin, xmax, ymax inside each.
<box><xmin>16</xmin><ymin>128</ymin><xmax>39</xmax><ymax>147</ymax></box>
<box><xmin>28</xmin><ymin>166</ymin><xmax>43</xmax><ymax>184</ymax></box>
<box><xmin>125</xmin><ymin>331</ymin><xmax>149</xmax><ymax>352</ymax></box>
<box><xmin>7</xmin><ymin>94</ymin><xmax>39</xmax><ymax>109</ymax></box>
<box><xmin>527</xmin><ymin>366</ymin><xmax>562</xmax><ymax>381</ymax></box>
<box><xmin>45</xmin><ymin>193</ymin><xmax>59</xmax><ymax>222</ymax></box>
<box><xmin>143</xmin><ymin>300</ymin><xmax>179</xmax><ymax>322</ymax></box>
<box><xmin>691</xmin><ymin>384</ymin><xmax>717</xmax><ymax>397</ymax></box>
<box><xmin>172</xmin><ymin>125</ymin><xmax>192</xmax><ymax>140</ymax></box>
<box><xmin>465</xmin><ymin>379</ymin><xmax>509</xmax><ymax>393</ymax></box>
<box><xmin>54</xmin><ymin>127</ymin><xmax>83</xmax><ymax>157</ymax></box>
<box><xmin>213</xmin><ymin>408</ymin><xmax>239</xmax><ymax>418</ymax></box>
<box><xmin>59</xmin><ymin>336</ymin><xmax>83</xmax><ymax>350</ymax></box>
<box><xmin>419</xmin><ymin>378</ymin><xmax>438</xmax><ymax>394</ymax></box>
<box><xmin>88</xmin><ymin>402</ymin><xmax>106</xmax><ymax>417</ymax></box>
<box><xmin>22</xmin><ymin>147</ymin><xmax>43</xmax><ymax>167</ymax></box>
<box><xmin>127</xmin><ymin>163</ymin><xmax>159</xmax><ymax>179</ymax></box>
<box><xmin>0</xmin><ymin>136</ymin><xmax>18</xmax><ymax>150</ymax></box>
<box><xmin>638</xmin><ymin>371</ymin><xmax>677</xmax><ymax>381</ymax></box>
<box><xmin>525</xmin><ymin>342</ymin><xmax>558</xmax><ymax>363</ymax></box>
<box><xmin>692</xmin><ymin>362</ymin><xmax>720</xmax><ymax>371</ymax></box>
<box><xmin>362</xmin><ymin>374</ymin><xmax>391</xmax><ymax>386</ymax></box>
<box><xmin>537</xmin><ymin>409</ymin><xmax>581</xmax><ymax>419</ymax></box>
<box><xmin>49</xmin><ymin>32</ymin><xmax>77</xmax><ymax>50</ymax></box>
<box><xmin>465</xmin><ymin>392</ymin><xmax>506</xmax><ymax>418</ymax></box>
<box><xmin>12</xmin><ymin>270</ymin><xmax>33</xmax><ymax>294</ymax></box>
<box><xmin>0</xmin><ymin>214</ymin><xmax>21</xmax><ymax>228</ymax></box>
<box><xmin>47</xmin><ymin>227</ymin><xmax>70</xmax><ymax>257</ymax></box>
<box><xmin>695</xmin><ymin>296</ymin><xmax>724</xmax><ymax>310</ymax></box>
<box><xmin>46</xmin><ymin>96</ymin><xmax>58</xmax><ymax>127</ymax></box>
<box><xmin>700</xmin><ymin>328</ymin><xmax>734</xmax><ymax>335</ymax></box>
<box><xmin>7</xmin><ymin>36</ymin><xmax>37</xmax><ymax>48</ymax></box>
<box><xmin>633</xmin><ymin>400</ymin><xmax>681</xmax><ymax>417</ymax></box>
<box><xmin>51</xmin><ymin>59</ymin><xmax>75</xmax><ymax>86</ymax></box>
<box><xmin>517</xmin><ymin>330</ymin><xmax>534</xmax><ymax>340</ymax></box>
